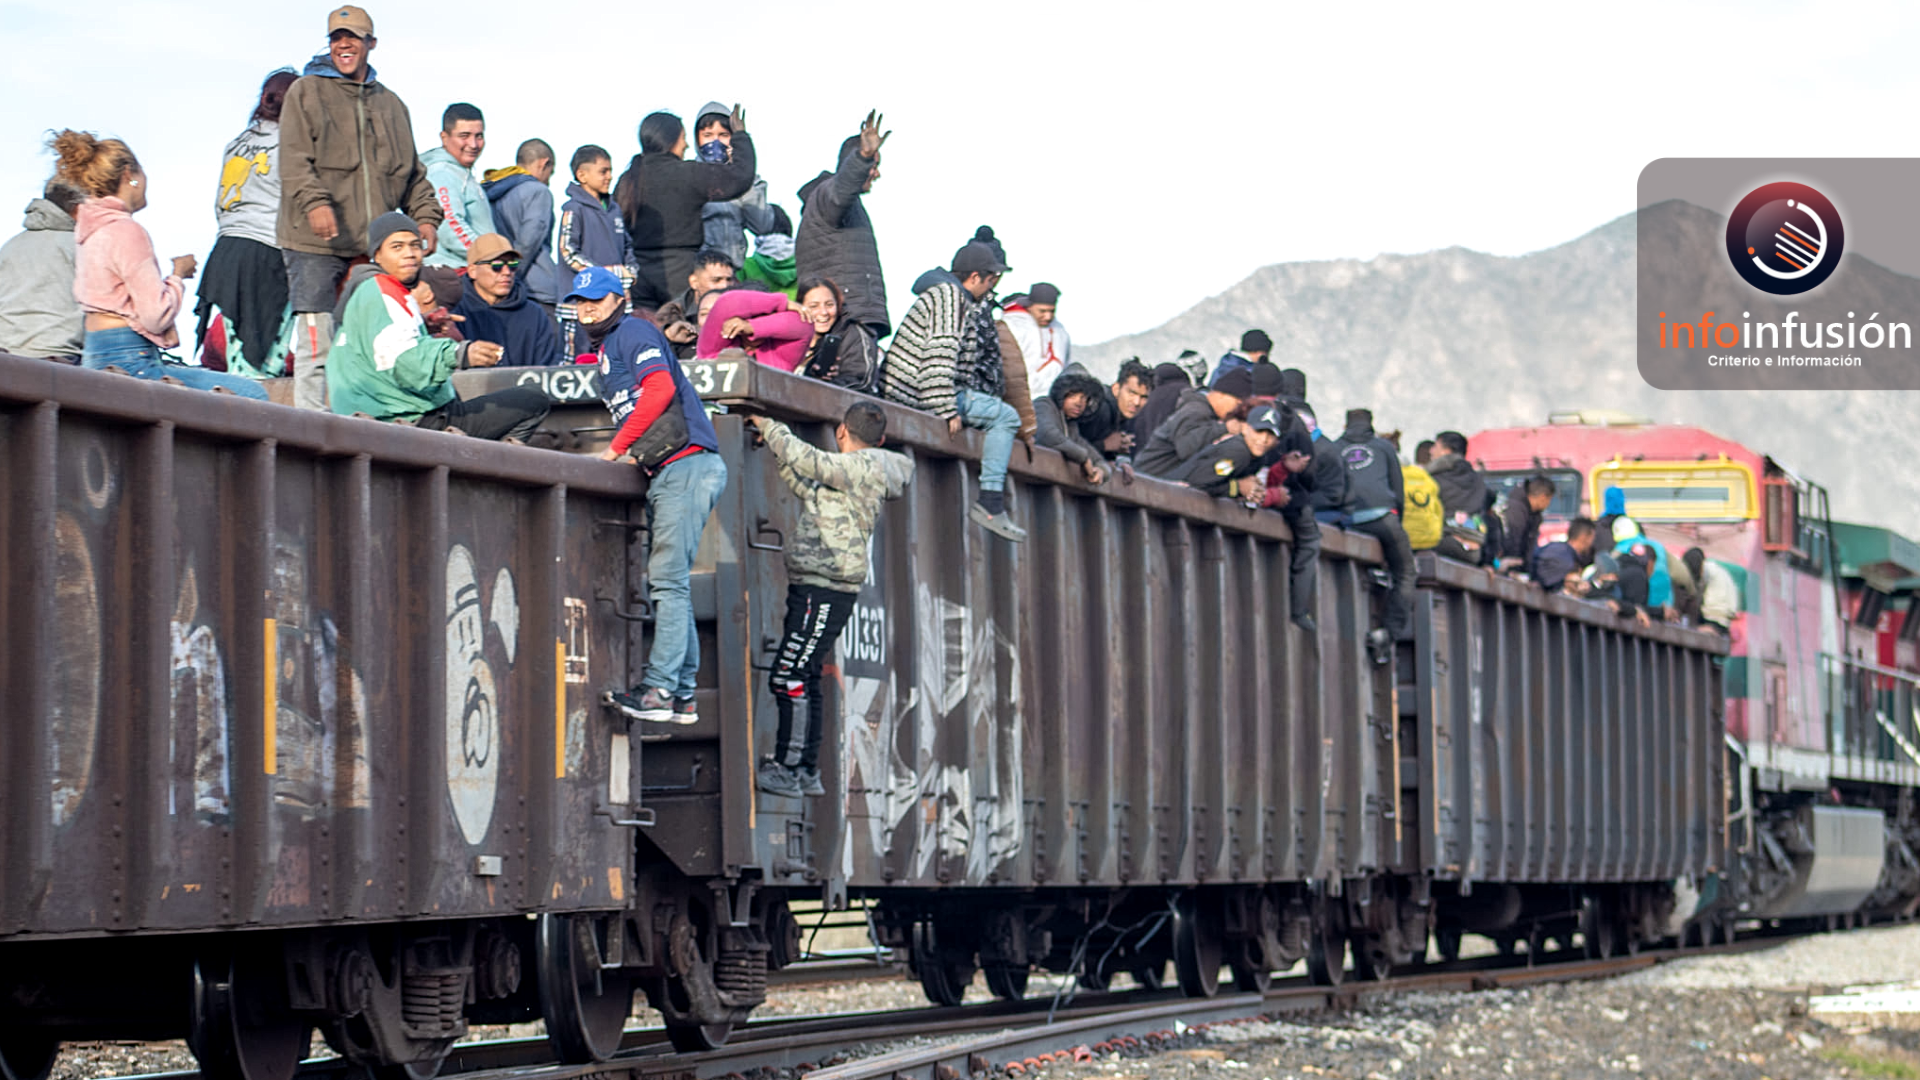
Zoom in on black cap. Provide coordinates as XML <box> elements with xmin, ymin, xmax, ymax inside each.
<box><xmin>1241</xmin><ymin>329</ymin><xmax>1273</xmax><ymax>353</ymax></box>
<box><xmin>1213</xmin><ymin>367</ymin><xmax>1254</xmax><ymax>399</ymax></box>
<box><xmin>1028</xmin><ymin>282</ymin><xmax>1060</xmax><ymax>306</ymax></box>
<box><xmin>951</xmin><ymin>241</ymin><xmax>1009</xmax><ymax>278</ymax></box>
<box><xmin>1249</xmin><ymin>363</ymin><xmax>1283</xmax><ymax>398</ymax></box>
<box><xmin>1247</xmin><ymin>404</ymin><xmax>1285</xmax><ymax>435</ymax></box>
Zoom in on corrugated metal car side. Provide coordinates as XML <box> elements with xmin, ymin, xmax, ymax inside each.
<box><xmin>679</xmin><ymin>361</ymin><xmax>1400</xmax><ymax>894</ymax></box>
<box><xmin>0</xmin><ymin>356</ymin><xmax>644</xmax><ymax>939</ymax></box>
<box><xmin>1411</xmin><ymin>553</ymin><xmax>1725</xmax><ymax>887</ymax></box>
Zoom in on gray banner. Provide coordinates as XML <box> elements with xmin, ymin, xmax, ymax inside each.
<box><xmin>1638</xmin><ymin>158</ymin><xmax>1920</xmax><ymax>389</ymax></box>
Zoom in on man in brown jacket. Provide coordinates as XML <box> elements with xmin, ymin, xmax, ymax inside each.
<box><xmin>278</xmin><ymin>5</ymin><xmax>442</xmax><ymax>410</ymax></box>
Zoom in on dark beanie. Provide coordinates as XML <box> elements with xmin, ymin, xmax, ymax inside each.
<box><xmin>1278</xmin><ymin>367</ymin><xmax>1307</xmax><ymax>400</ymax></box>
<box><xmin>1241</xmin><ymin>328</ymin><xmax>1273</xmax><ymax>353</ymax></box>
<box><xmin>1028</xmin><ymin>282</ymin><xmax>1061</xmax><ymax>306</ymax></box>
<box><xmin>1213</xmin><ymin>367</ymin><xmax>1255</xmax><ymax>399</ymax></box>
<box><xmin>368</xmin><ymin>211</ymin><xmax>418</xmax><ymax>257</ymax></box>
<box><xmin>1249</xmin><ymin>363</ymin><xmax>1283</xmax><ymax>398</ymax></box>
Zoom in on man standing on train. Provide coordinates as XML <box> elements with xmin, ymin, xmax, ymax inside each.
<box><xmin>569</xmin><ymin>266</ymin><xmax>727</xmax><ymax>727</ymax></box>
<box><xmin>1336</xmin><ymin>408</ymin><xmax>1414</xmax><ymax>646</ymax></box>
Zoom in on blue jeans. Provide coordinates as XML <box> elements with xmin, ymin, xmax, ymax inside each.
<box><xmin>954</xmin><ymin>388</ymin><xmax>1018</xmax><ymax>493</ymax></box>
<box><xmin>82</xmin><ymin>327</ymin><xmax>269</xmax><ymax>399</ymax></box>
<box><xmin>644</xmin><ymin>450</ymin><xmax>728</xmax><ymax>697</ymax></box>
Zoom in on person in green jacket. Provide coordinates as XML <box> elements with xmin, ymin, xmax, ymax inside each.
<box><xmin>328</xmin><ymin>211</ymin><xmax>549</xmax><ymax>440</ymax></box>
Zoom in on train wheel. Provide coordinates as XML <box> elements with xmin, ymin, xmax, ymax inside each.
<box><xmin>0</xmin><ymin>1032</ymin><xmax>58</xmax><ymax>1080</ymax></box>
<box><xmin>1173</xmin><ymin>894</ymin><xmax>1223</xmax><ymax>998</ymax></box>
<box><xmin>1305</xmin><ymin>903</ymin><xmax>1347</xmax><ymax>987</ymax></box>
<box><xmin>1434</xmin><ymin>927</ymin><xmax>1463</xmax><ymax>963</ymax></box>
<box><xmin>912</xmin><ymin>923</ymin><xmax>975</xmax><ymax>1007</ymax></box>
<box><xmin>537</xmin><ymin>914</ymin><xmax>635</xmax><ymax>1063</ymax></box>
<box><xmin>1492</xmin><ymin>933</ymin><xmax>1518</xmax><ymax>957</ymax></box>
<box><xmin>983</xmin><ymin>963</ymin><xmax>1029</xmax><ymax>1001</ymax></box>
<box><xmin>664</xmin><ymin>1023</ymin><xmax>733</xmax><ymax>1052</ymax></box>
<box><xmin>1350</xmin><ymin>933</ymin><xmax>1393</xmax><ymax>982</ymax></box>
<box><xmin>1229</xmin><ymin>939</ymin><xmax>1273</xmax><ymax>994</ymax></box>
<box><xmin>188</xmin><ymin>952</ymin><xmax>310</xmax><ymax>1080</ymax></box>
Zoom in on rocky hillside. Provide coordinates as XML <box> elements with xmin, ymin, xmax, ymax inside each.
<box><xmin>1078</xmin><ymin>206</ymin><xmax>1912</xmax><ymax>537</ymax></box>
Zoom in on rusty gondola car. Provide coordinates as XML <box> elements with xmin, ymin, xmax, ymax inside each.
<box><xmin>0</xmin><ymin>352</ymin><xmax>1726</xmax><ymax>1080</ymax></box>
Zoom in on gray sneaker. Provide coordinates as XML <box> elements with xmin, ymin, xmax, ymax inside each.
<box><xmin>969</xmin><ymin>502</ymin><xmax>1028</xmax><ymax>542</ymax></box>
<box><xmin>757</xmin><ymin>760</ymin><xmax>803</xmax><ymax>798</ymax></box>
<box><xmin>672</xmin><ymin>697</ymin><xmax>698</xmax><ymax>725</ymax></box>
<box><xmin>796</xmin><ymin>766</ymin><xmax>826</xmax><ymax>797</ymax></box>
<box><xmin>604</xmin><ymin>685</ymin><xmax>676</xmax><ymax>723</ymax></box>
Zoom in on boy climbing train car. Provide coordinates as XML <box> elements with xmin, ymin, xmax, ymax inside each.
<box><xmin>745</xmin><ymin>402</ymin><xmax>914</xmax><ymax>798</ymax></box>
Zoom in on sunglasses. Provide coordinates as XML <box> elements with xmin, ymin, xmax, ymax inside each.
<box><xmin>481</xmin><ymin>259</ymin><xmax>521</xmax><ymax>273</ymax></box>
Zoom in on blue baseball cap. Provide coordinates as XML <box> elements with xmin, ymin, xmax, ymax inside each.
<box><xmin>564</xmin><ymin>267</ymin><xmax>625</xmax><ymax>302</ymax></box>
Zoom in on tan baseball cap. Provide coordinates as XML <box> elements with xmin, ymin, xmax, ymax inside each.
<box><xmin>466</xmin><ymin>234</ymin><xmax>521</xmax><ymax>267</ymax></box>
<box><xmin>327</xmin><ymin>5</ymin><xmax>374</xmax><ymax>37</ymax></box>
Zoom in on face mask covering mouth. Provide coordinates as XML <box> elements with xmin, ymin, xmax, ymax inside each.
<box><xmin>697</xmin><ymin>139</ymin><xmax>728</xmax><ymax>163</ymax></box>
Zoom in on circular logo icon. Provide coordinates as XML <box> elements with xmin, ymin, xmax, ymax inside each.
<box><xmin>1725</xmin><ymin>182</ymin><xmax>1844</xmax><ymax>295</ymax></box>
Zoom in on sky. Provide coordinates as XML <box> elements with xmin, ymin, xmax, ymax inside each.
<box><xmin>5</xmin><ymin>0</ymin><xmax>1919</xmax><ymax>345</ymax></box>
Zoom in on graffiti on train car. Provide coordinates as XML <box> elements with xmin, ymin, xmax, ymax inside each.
<box><xmin>444</xmin><ymin>545</ymin><xmax>519</xmax><ymax>846</ymax></box>
<box><xmin>50</xmin><ymin>513</ymin><xmax>101</xmax><ymax>828</ymax></box>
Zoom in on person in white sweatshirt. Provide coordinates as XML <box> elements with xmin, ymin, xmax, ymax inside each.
<box><xmin>1001</xmin><ymin>281</ymin><xmax>1071</xmax><ymax>397</ymax></box>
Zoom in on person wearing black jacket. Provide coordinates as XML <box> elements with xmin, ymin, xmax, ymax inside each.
<box><xmin>1033</xmin><ymin>369</ymin><xmax>1111</xmax><ymax>483</ymax></box>
<box><xmin>1170</xmin><ymin>403</ymin><xmax>1285</xmax><ymax>497</ymax></box>
<box><xmin>614</xmin><ymin>107</ymin><xmax>756</xmax><ymax>309</ymax></box>
<box><xmin>1134</xmin><ymin>367</ymin><xmax>1254</xmax><ymax>476</ymax></box>
<box><xmin>1498</xmin><ymin>474</ymin><xmax>1557</xmax><ymax>576</ymax></box>
<box><xmin>797</xmin><ymin>112</ymin><xmax>890</xmax><ymax>338</ymax></box>
<box><xmin>1337</xmin><ymin>408</ymin><xmax>1414</xmax><ymax>643</ymax></box>
<box><xmin>1427</xmin><ymin>431</ymin><xmax>1491</xmax><ymax>564</ymax></box>
<box><xmin>1133</xmin><ymin>361</ymin><xmax>1191</xmax><ymax>455</ymax></box>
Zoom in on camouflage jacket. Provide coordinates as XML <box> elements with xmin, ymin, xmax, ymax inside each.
<box><xmin>758</xmin><ymin>419</ymin><xmax>915</xmax><ymax>590</ymax></box>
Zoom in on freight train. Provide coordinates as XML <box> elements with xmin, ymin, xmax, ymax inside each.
<box><xmin>0</xmin><ymin>352</ymin><xmax>1760</xmax><ymax>1080</ymax></box>
<box><xmin>1471</xmin><ymin>413</ymin><xmax>1920</xmax><ymax>930</ymax></box>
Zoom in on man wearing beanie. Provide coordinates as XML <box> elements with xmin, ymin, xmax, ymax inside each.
<box><xmin>1002</xmin><ymin>281</ymin><xmax>1073</xmax><ymax>397</ymax></box>
<box><xmin>1210</xmin><ymin>328</ymin><xmax>1273</xmax><ymax>388</ymax></box>
<box><xmin>883</xmin><ymin>238</ymin><xmax>1026</xmax><ymax>540</ymax></box>
<box><xmin>1134</xmin><ymin>365</ymin><xmax>1256</xmax><ymax>478</ymax></box>
<box><xmin>327</xmin><ymin>211</ymin><xmax>550</xmax><ymax>440</ymax></box>
<box><xmin>279</xmin><ymin>5</ymin><xmax>443</xmax><ymax>410</ymax></box>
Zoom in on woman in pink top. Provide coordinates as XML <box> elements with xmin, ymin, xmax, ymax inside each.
<box><xmin>693</xmin><ymin>287</ymin><xmax>809</xmax><ymax>371</ymax></box>
<box><xmin>53</xmin><ymin>129</ymin><xmax>266</xmax><ymax>397</ymax></box>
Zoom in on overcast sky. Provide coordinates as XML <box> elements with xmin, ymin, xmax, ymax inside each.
<box><xmin>5</xmin><ymin>0</ymin><xmax>1917</xmax><ymax>346</ymax></box>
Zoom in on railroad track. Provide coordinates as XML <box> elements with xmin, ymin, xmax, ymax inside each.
<box><xmin>111</xmin><ymin>929</ymin><xmax>1795</xmax><ymax>1080</ymax></box>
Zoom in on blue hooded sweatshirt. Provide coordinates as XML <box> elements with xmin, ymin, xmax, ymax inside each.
<box><xmin>484</xmin><ymin>171</ymin><xmax>558</xmax><ymax>305</ymax></box>
<box><xmin>449</xmin><ymin>272</ymin><xmax>567</xmax><ymax>367</ymax></box>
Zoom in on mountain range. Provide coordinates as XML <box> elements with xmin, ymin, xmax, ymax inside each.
<box><xmin>1078</xmin><ymin>204</ymin><xmax>1911</xmax><ymax>539</ymax></box>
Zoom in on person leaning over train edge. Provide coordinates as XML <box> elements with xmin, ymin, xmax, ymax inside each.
<box><xmin>1168</xmin><ymin>401</ymin><xmax>1286</xmax><ymax>497</ymax></box>
<box><xmin>327</xmin><ymin>211</ymin><xmax>549</xmax><ymax>439</ymax></box>
<box><xmin>1132</xmin><ymin>365</ymin><xmax>1254</xmax><ymax>478</ymax></box>
<box><xmin>569</xmin><ymin>267</ymin><xmax>727</xmax><ymax>726</ymax></box>
<box><xmin>279</xmin><ymin>5</ymin><xmax>441</xmax><ymax>411</ymax></box>
<box><xmin>1032</xmin><ymin>369</ymin><xmax>1111</xmax><ymax>485</ymax></box>
<box><xmin>745</xmin><ymin>402</ymin><xmax>914</xmax><ymax>799</ymax></box>
<box><xmin>1533</xmin><ymin>516</ymin><xmax>1597</xmax><ymax>593</ymax></box>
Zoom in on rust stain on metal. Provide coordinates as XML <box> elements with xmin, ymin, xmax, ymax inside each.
<box><xmin>262</xmin><ymin>616</ymin><xmax>278</xmax><ymax>774</ymax></box>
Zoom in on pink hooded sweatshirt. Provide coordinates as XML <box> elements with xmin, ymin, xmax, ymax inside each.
<box><xmin>695</xmin><ymin>290</ymin><xmax>809</xmax><ymax>371</ymax></box>
<box><xmin>74</xmin><ymin>197</ymin><xmax>183</xmax><ymax>347</ymax></box>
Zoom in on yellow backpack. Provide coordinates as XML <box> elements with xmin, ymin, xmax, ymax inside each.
<box><xmin>1402</xmin><ymin>465</ymin><xmax>1443</xmax><ymax>550</ymax></box>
